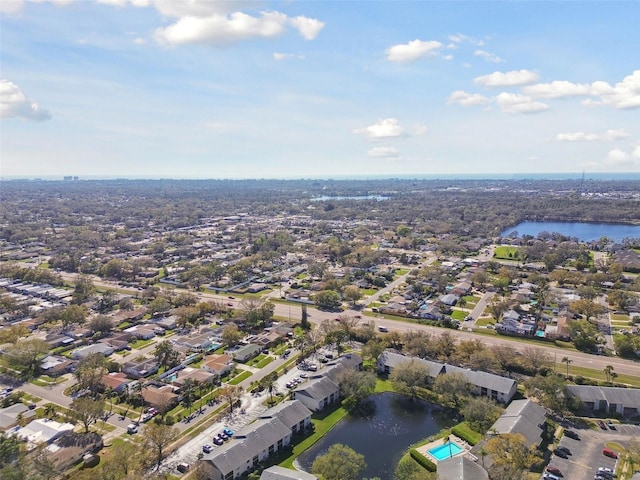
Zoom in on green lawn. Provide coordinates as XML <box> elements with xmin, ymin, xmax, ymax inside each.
<box><xmin>228</xmin><ymin>371</ymin><xmax>253</xmax><ymax>385</ymax></box>
<box><xmin>451</xmin><ymin>310</ymin><xmax>467</xmax><ymax>321</ymax></box>
<box><xmin>567</xmin><ymin>364</ymin><xmax>640</xmax><ymax>388</ymax></box>
<box><xmin>129</xmin><ymin>338</ymin><xmax>154</xmax><ymax>349</ymax></box>
<box><xmin>494</xmin><ymin>245</ymin><xmax>520</xmax><ymax>259</ymax></box>
<box><xmin>255</xmin><ymin>356</ymin><xmax>275</xmax><ymax>369</ymax></box>
<box><xmin>362</xmin><ymin>288</ymin><xmax>377</xmax><ymax>296</ymax></box>
<box><xmin>475</xmin><ymin>317</ymin><xmax>495</xmax><ymax>327</ymax></box>
<box><xmin>462</xmin><ymin>295</ymin><xmax>481</xmax><ymax>305</ymax></box>
<box><xmin>611</xmin><ymin>314</ymin><xmax>630</xmax><ymax>321</ymax></box>
<box><xmin>30</xmin><ymin>375</ymin><xmax>66</xmax><ymax>387</ymax></box>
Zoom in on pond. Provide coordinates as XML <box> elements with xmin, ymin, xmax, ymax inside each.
<box><xmin>501</xmin><ymin>221</ymin><xmax>640</xmax><ymax>242</ymax></box>
<box><xmin>297</xmin><ymin>392</ymin><xmax>449</xmax><ymax>479</ymax></box>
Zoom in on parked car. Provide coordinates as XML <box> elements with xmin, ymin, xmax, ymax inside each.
<box><xmin>557</xmin><ymin>446</ymin><xmax>571</xmax><ymax>456</ymax></box>
<box><xmin>223</xmin><ymin>427</ymin><xmax>234</xmax><ymax>436</ymax></box>
<box><xmin>546</xmin><ymin>466</ymin><xmax>562</xmax><ymax>476</ymax></box>
<box><xmin>598</xmin><ymin>420</ymin><xmax>608</xmax><ymax>430</ymax></box>
<box><xmin>213</xmin><ymin>437</ymin><xmax>224</xmax><ymax>445</ymax></box>
<box><xmin>177</xmin><ymin>463</ymin><xmax>190</xmax><ymax>473</ymax></box>
<box><xmin>127</xmin><ymin>424</ymin><xmax>138</xmax><ymax>434</ymax></box>
<box><xmin>543</xmin><ymin>474</ymin><xmax>560</xmax><ymax>480</ymax></box>
<box><xmin>378</xmin><ymin>326</ymin><xmax>388</xmax><ymax>332</ymax></box>
<box><xmin>202</xmin><ymin>444</ymin><xmax>213</xmax><ymax>454</ymax></box>
<box><xmin>553</xmin><ymin>449</ymin><xmax>568</xmax><ymax>459</ymax></box>
<box><xmin>564</xmin><ymin>430</ymin><xmax>580</xmax><ymax>440</ymax></box>
<box><xmin>602</xmin><ymin>448</ymin><xmax>618</xmax><ymax>459</ymax></box>
<box><xmin>606</xmin><ymin>421</ymin><xmax>616</xmax><ymax>430</ymax></box>
<box><xmin>597</xmin><ymin>467</ymin><xmax>614</xmax><ymax>475</ymax></box>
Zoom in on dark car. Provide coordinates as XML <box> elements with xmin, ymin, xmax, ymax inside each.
<box><xmin>564</xmin><ymin>430</ymin><xmax>580</xmax><ymax>440</ymax></box>
<box><xmin>598</xmin><ymin>420</ymin><xmax>608</xmax><ymax>430</ymax></box>
<box><xmin>546</xmin><ymin>466</ymin><xmax>562</xmax><ymax>476</ymax></box>
<box><xmin>553</xmin><ymin>448</ymin><xmax>568</xmax><ymax>459</ymax></box>
<box><xmin>177</xmin><ymin>463</ymin><xmax>190</xmax><ymax>473</ymax></box>
<box><xmin>557</xmin><ymin>446</ymin><xmax>571</xmax><ymax>456</ymax></box>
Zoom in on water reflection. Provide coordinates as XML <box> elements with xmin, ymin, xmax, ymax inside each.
<box><xmin>297</xmin><ymin>393</ymin><xmax>450</xmax><ymax>480</ymax></box>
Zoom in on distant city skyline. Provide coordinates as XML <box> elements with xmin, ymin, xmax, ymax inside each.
<box><xmin>1</xmin><ymin>0</ymin><xmax>639</xmax><ymax>178</ymax></box>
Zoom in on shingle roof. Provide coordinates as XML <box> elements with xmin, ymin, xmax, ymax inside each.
<box><xmin>436</xmin><ymin>455</ymin><xmax>488</xmax><ymax>480</ymax></box>
<box><xmin>444</xmin><ymin>364</ymin><xmax>516</xmax><ymax>395</ymax></box>
<box><xmin>260</xmin><ymin>465</ymin><xmax>317</xmax><ymax>480</ymax></box>
<box><xmin>566</xmin><ymin>385</ymin><xmax>640</xmax><ymax>406</ymax></box>
<box><xmin>378</xmin><ymin>351</ymin><xmax>444</xmax><ymax>378</ymax></box>
<box><xmin>259</xmin><ymin>400</ymin><xmax>311</xmax><ymax>430</ymax></box>
<box><xmin>293</xmin><ymin>376</ymin><xmax>338</xmax><ymax>401</ymax></box>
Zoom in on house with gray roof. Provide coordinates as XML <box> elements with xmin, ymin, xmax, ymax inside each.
<box><xmin>201</xmin><ymin>400</ymin><xmax>312</xmax><ymax>480</ymax></box>
<box><xmin>258</xmin><ymin>400</ymin><xmax>312</xmax><ymax>435</ymax></box>
<box><xmin>566</xmin><ymin>385</ymin><xmax>640</xmax><ymax>417</ymax></box>
<box><xmin>443</xmin><ymin>364</ymin><xmax>517</xmax><ymax>404</ymax></box>
<box><xmin>260</xmin><ymin>466</ymin><xmax>317</xmax><ymax>480</ymax></box>
<box><xmin>437</xmin><ymin>455</ymin><xmax>488</xmax><ymax>480</ymax></box>
<box><xmin>377</xmin><ymin>351</ymin><xmax>444</xmax><ymax>379</ymax></box>
<box><xmin>72</xmin><ymin>343</ymin><xmax>114</xmax><ymax>360</ymax></box>
<box><xmin>376</xmin><ymin>352</ymin><xmax>517</xmax><ymax>403</ymax></box>
<box><xmin>226</xmin><ymin>343</ymin><xmax>262</xmax><ymax>362</ymax></box>
<box><xmin>292</xmin><ymin>376</ymin><xmax>339</xmax><ymax>412</ymax></box>
<box><xmin>489</xmin><ymin>399</ymin><xmax>546</xmax><ymax>447</ymax></box>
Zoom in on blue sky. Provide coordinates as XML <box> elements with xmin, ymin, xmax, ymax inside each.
<box><xmin>1</xmin><ymin>0</ymin><xmax>639</xmax><ymax>179</ymax></box>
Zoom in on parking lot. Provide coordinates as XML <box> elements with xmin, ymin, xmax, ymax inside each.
<box><xmin>546</xmin><ymin>424</ymin><xmax>640</xmax><ymax>480</ymax></box>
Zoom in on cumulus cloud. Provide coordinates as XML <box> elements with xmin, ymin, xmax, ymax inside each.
<box><xmin>596</xmin><ymin>70</ymin><xmax>640</xmax><ymax>109</ymax></box>
<box><xmin>385</xmin><ymin>39</ymin><xmax>443</xmax><ymax>63</ymax></box>
<box><xmin>412</xmin><ymin>124</ymin><xmax>429</xmax><ymax>136</ymax></box>
<box><xmin>447</xmin><ymin>90</ymin><xmax>490</xmax><ymax>106</ymax></box>
<box><xmin>368</xmin><ymin>146</ymin><xmax>401</xmax><ymax>159</ymax></box>
<box><xmin>0</xmin><ymin>80</ymin><xmax>51</xmax><ymax>121</ymax></box>
<box><xmin>474</xmin><ymin>49</ymin><xmax>504</xmax><ymax>63</ymax></box>
<box><xmin>474</xmin><ymin>69</ymin><xmax>539</xmax><ymax>87</ymax></box>
<box><xmin>354</xmin><ymin>118</ymin><xmax>405</xmax><ymax>140</ymax></box>
<box><xmin>495</xmin><ymin>92</ymin><xmax>549</xmax><ymax>114</ymax></box>
<box><xmin>603</xmin><ymin>148</ymin><xmax>639</xmax><ymax>166</ymax></box>
<box><xmin>288</xmin><ymin>15</ymin><xmax>324</xmax><ymax>40</ymax></box>
<box><xmin>523</xmin><ymin>80</ymin><xmax>591</xmax><ymax>98</ymax></box>
<box><xmin>525</xmin><ymin>71</ymin><xmax>640</xmax><ymax>109</ymax></box>
<box><xmin>556</xmin><ymin>132</ymin><xmax>601</xmax><ymax>142</ymax></box>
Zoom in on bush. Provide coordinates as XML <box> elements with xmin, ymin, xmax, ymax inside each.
<box><xmin>409</xmin><ymin>449</ymin><xmax>436</xmax><ymax>472</ymax></box>
<box><xmin>452</xmin><ymin>423</ymin><xmax>482</xmax><ymax>446</ymax></box>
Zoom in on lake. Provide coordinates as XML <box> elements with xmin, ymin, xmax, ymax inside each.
<box><xmin>501</xmin><ymin>221</ymin><xmax>640</xmax><ymax>242</ymax></box>
<box><xmin>297</xmin><ymin>393</ymin><xmax>447</xmax><ymax>479</ymax></box>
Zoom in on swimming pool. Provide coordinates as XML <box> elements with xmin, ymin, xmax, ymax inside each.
<box><xmin>428</xmin><ymin>441</ymin><xmax>463</xmax><ymax>461</ymax></box>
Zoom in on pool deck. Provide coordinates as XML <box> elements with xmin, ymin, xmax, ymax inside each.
<box><xmin>415</xmin><ymin>434</ymin><xmax>471</xmax><ymax>463</ymax></box>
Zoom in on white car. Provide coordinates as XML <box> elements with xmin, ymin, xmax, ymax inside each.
<box><xmin>597</xmin><ymin>467</ymin><xmax>614</xmax><ymax>474</ymax></box>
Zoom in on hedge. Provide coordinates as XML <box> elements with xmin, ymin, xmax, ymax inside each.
<box><xmin>451</xmin><ymin>423</ymin><xmax>482</xmax><ymax>446</ymax></box>
<box><xmin>410</xmin><ymin>449</ymin><xmax>436</xmax><ymax>472</ymax></box>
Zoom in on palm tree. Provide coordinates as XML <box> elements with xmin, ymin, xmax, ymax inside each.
<box><xmin>43</xmin><ymin>404</ymin><xmax>56</xmax><ymax>420</ymax></box>
<box><xmin>262</xmin><ymin>372</ymin><xmax>278</xmax><ymax>405</ymax></box>
<box><xmin>561</xmin><ymin>357</ymin><xmax>572</xmax><ymax>379</ymax></box>
<box><xmin>444</xmin><ymin>435</ymin><xmax>453</xmax><ymax>459</ymax></box>
<box><xmin>603</xmin><ymin>365</ymin><xmax>615</xmax><ymax>383</ymax></box>
<box><xmin>131</xmin><ymin>381</ymin><xmax>144</xmax><ymax>424</ymax></box>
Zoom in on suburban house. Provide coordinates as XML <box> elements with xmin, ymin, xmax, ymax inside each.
<box><xmin>101</xmin><ymin>372</ymin><xmax>133</xmax><ymax>394</ymax></box>
<box><xmin>200</xmin><ymin>400</ymin><xmax>312</xmax><ymax>480</ymax></box>
<box><xmin>0</xmin><ymin>403</ymin><xmax>37</xmax><ymax>431</ymax></box>
<box><xmin>226</xmin><ymin>343</ymin><xmax>261</xmax><ymax>362</ymax></box>
<box><xmin>566</xmin><ymin>385</ymin><xmax>640</xmax><ymax>417</ymax></box>
<box><xmin>40</xmin><ymin>355</ymin><xmax>75</xmax><ymax>377</ymax></box>
<box><xmin>177</xmin><ymin>332</ymin><xmax>218</xmax><ymax>352</ymax></box>
<box><xmin>123</xmin><ymin>357</ymin><xmax>159</xmax><ymax>378</ymax></box>
<box><xmin>377</xmin><ymin>351</ymin><xmax>517</xmax><ymax>404</ymax></box>
<box><xmin>141</xmin><ymin>385</ymin><xmax>179</xmax><ymax>410</ymax></box>
<box><xmin>201</xmin><ymin>354</ymin><xmax>234</xmax><ymax>376</ymax></box>
<box><xmin>172</xmin><ymin>367</ymin><xmax>218</xmax><ymax>388</ymax></box>
<box><xmin>437</xmin><ymin>455</ymin><xmax>488</xmax><ymax>480</ymax></box>
<box><xmin>489</xmin><ymin>399</ymin><xmax>547</xmax><ymax>447</ymax></box>
<box><xmin>260</xmin><ymin>466</ymin><xmax>317</xmax><ymax>480</ymax></box>
<box><xmin>16</xmin><ymin>418</ymin><xmax>75</xmax><ymax>448</ymax></box>
<box><xmin>291</xmin><ymin>376</ymin><xmax>339</xmax><ymax>412</ymax></box>
<box><xmin>72</xmin><ymin>343</ymin><xmax>114</xmax><ymax>360</ymax></box>
<box><xmin>123</xmin><ymin>325</ymin><xmax>156</xmax><ymax>340</ymax></box>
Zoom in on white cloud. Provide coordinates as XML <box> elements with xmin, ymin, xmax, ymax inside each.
<box><xmin>385</xmin><ymin>39</ymin><xmax>443</xmax><ymax>63</ymax></box>
<box><xmin>556</xmin><ymin>132</ymin><xmax>601</xmax><ymax>142</ymax></box>
<box><xmin>603</xmin><ymin>148</ymin><xmax>638</xmax><ymax>166</ymax></box>
<box><xmin>0</xmin><ymin>79</ymin><xmax>51</xmax><ymax>121</ymax></box>
<box><xmin>596</xmin><ymin>70</ymin><xmax>640</xmax><ymax>109</ymax></box>
<box><xmin>442</xmin><ymin>54</ymin><xmax>453</xmax><ymax>61</ymax></box>
<box><xmin>273</xmin><ymin>52</ymin><xmax>304</xmax><ymax>61</ymax></box>
<box><xmin>495</xmin><ymin>92</ymin><xmax>549</xmax><ymax>114</ymax></box>
<box><xmin>449</xmin><ymin>33</ymin><xmax>484</xmax><ymax>46</ymax></box>
<box><xmin>634</xmin><ymin>145</ymin><xmax>640</xmax><ymax>158</ymax></box>
<box><xmin>288</xmin><ymin>15</ymin><xmax>324</xmax><ymax>40</ymax></box>
<box><xmin>354</xmin><ymin>118</ymin><xmax>405</xmax><ymax>140</ymax></box>
<box><xmin>523</xmin><ymin>80</ymin><xmax>591</xmax><ymax>98</ymax></box>
<box><xmin>473</xmin><ymin>49</ymin><xmax>503</xmax><ymax>63</ymax></box>
<box><xmin>368</xmin><ymin>146</ymin><xmax>401</xmax><ymax>159</ymax></box>
<box><xmin>474</xmin><ymin>69</ymin><xmax>539</xmax><ymax>87</ymax></box>
<box><xmin>447</xmin><ymin>90</ymin><xmax>490</xmax><ymax>106</ymax></box>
